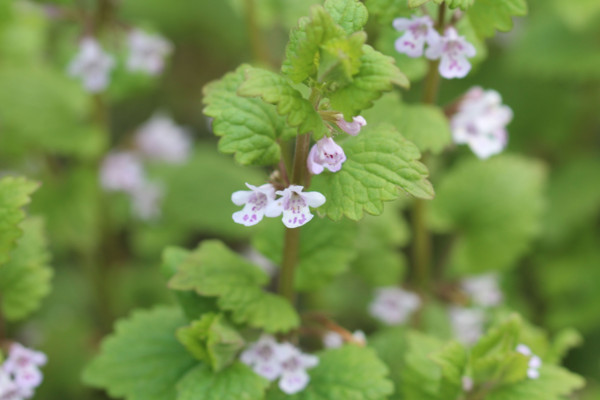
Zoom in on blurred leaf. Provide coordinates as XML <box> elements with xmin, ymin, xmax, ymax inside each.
<box><xmin>177</xmin><ymin>363</ymin><xmax>268</xmax><ymax>400</ymax></box>
<box><xmin>83</xmin><ymin>307</ymin><xmax>197</xmax><ymax>400</ymax></box>
<box><xmin>430</xmin><ymin>155</ymin><xmax>546</xmax><ymax>274</ymax></box>
<box><xmin>467</xmin><ymin>0</ymin><xmax>528</xmax><ymax>38</ymax></box>
<box><xmin>313</xmin><ymin>124</ymin><xmax>434</xmax><ymax>221</ymax></box>
<box><xmin>203</xmin><ymin>65</ymin><xmax>296</xmax><ymax>166</ymax></box>
<box><xmin>369</xmin><ymin>327</ymin><xmax>409</xmax><ymax>400</ymax></box>
<box><xmin>364</xmin><ymin>0</ymin><xmax>412</xmax><ymax>25</ymax></box>
<box><xmin>324</xmin><ymin>0</ymin><xmax>368</xmax><ymax>34</ymax></box>
<box><xmin>0</xmin><ymin>217</ymin><xmax>52</xmax><ymax>320</ymax></box>
<box><xmin>546</xmin><ymin>328</ymin><xmax>583</xmax><ymax>364</ymax></box>
<box><xmin>0</xmin><ymin>176</ymin><xmax>38</xmax><ymax>266</ymax></box>
<box><xmin>253</xmin><ymin>217</ymin><xmax>358</xmax><ymax>291</ymax></box>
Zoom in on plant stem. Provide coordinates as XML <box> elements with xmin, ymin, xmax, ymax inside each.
<box><xmin>244</xmin><ymin>0</ymin><xmax>270</xmax><ymax>66</ymax></box>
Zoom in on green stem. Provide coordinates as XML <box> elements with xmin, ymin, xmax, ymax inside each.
<box><xmin>244</xmin><ymin>0</ymin><xmax>270</xmax><ymax>66</ymax></box>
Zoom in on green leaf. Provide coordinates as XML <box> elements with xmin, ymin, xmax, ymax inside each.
<box><xmin>253</xmin><ymin>217</ymin><xmax>358</xmax><ymax>291</ymax></box>
<box><xmin>546</xmin><ymin>329</ymin><xmax>583</xmax><ymax>364</ymax></box>
<box><xmin>267</xmin><ymin>346</ymin><xmax>393</xmax><ymax>400</ymax></box>
<box><xmin>467</xmin><ymin>0</ymin><xmax>528</xmax><ymax>38</ymax></box>
<box><xmin>313</xmin><ymin>124</ymin><xmax>434</xmax><ymax>221</ymax></box>
<box><xmin>324</xmin><ymin>0</ymin><xmax>368</xmax><ymax>34</ymax></box>
<box><xmin>430</xmin><ymin>342</ymin><xmax>467</xmax><ymax>399</ymax></box>
<box><xmin>364</xmin><ymin>0</ymin><xmax>412</xmax><ymax>25</ymax></box>
<box><xmin>318</xmin><ymin>32</ymin><xmax>367</xmax><ymax>84</ymax></box>
<box><xmin>83</xmin><ymin>307</ymin><xmax>197</xmax><ymax>400</ymax></box>
<box><xmin>401</xmin><ymin>331</ymin><xmax>448</xmax><ymax>400</ymax></box>
<box><xmin>168</xmin><ymin>240</ymin><xmax>299</xmax><ymax>333</ymax></box>
<box><xmin>369</xmin><ymin>327</ymin><xmax>409</xmax><ymax>400</ymax></box>
<box><xmin>408</xmin><ymin>0</ymin><xmax>443</xmax><ymax>8</ymax></box>
<box><xmin>176</xmin><ymin>313</ymin><xmax>245</xmax><ymax>372</ymax></box>
<box><xmin>0</xmin><ymin>217</ymin><xmax>52</xmax><ymax>321</ymax></box>
<box><xmin>238</xmin><ymin>67</ymin><xmax>326</xmax><ymax>137</ymax></box>
<box><xmin>177</xmin><ymin>363</ymin><xmax>268</xmax><ymax>400</ymax></box>
<box><xmin>429</xmin><ymin>155</ymin><xmax>546</xmax><ymax>274</ymax></box>
<box><xmin>203</xmin><ymin>65</ymin><xmax>296</xmax><ymax>166</ymax></box>
<box><xmin>0</xmin><ymin>176</ymin><xmax>38</xmax><ymax>266</ymax></box>
<box><xmin>329</xmin><ymin>45</ymin><xmax>409</xmax><ymax>119</ymax></box>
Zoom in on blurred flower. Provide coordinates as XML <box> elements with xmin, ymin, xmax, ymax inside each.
<box><xmin>425</xmin><ymin>27</ymin><xmax>476</xmax><ymax>79</ymax></box>
<box><xmin>100</xmin><ymin>151</ymin><xmax>145</xmax><ymax>193</ymax></box>
<box><xmin>241</xmin><ymin>335</ymin><xmax>285</xmax><ymax>381</ymax></box>
<box><xmin>322</xmin><ymin>330</ymin><xmax>366</xmax><ymax>349</ymax></box>
<box><xmin>449</xmin><ymin>306</ymin><xmax>485</xmax><ymax>345</ymax></box>
<box><xmin>68</xmin><ymin>37</ymin><xmax>115</xmax><ymax>93</ymax></box>
<box><xmin>335</xmin><ymin>115</ymin><xmax>367</xmax><ymax>136</ymax></box>
<box><xmin>516</xmin><ymin>344</ymin><xmax>542</xmax><ymax>379</ymax></box>
<box><xmin>450</xmin><ymin>87</ymin><xmax>513</xmax><ymax>159</ymax></box>
<box><xmin>130</xmin><ymin>181</ymin><xmax>163</xmax><ymax>220</ymax></box>
<box><xmin>242</xmin><ymin>247</ymin><xmax>277</xmax><ymax>277</ymax></box>
<box><xmin>277</xmin><ymin>343</ymin><xmax>319</xmax><ymax>394</ymax></box>
<box><xmin>127</xmin><ymin>29</ymin><xmax>173</xmax><ymax>76</ymax></box>
<box><xmin>461</xmin><ymin>273</ymin><xmax>503</xmax><ymax>307</ymax></box>
<box><xmin>369</xmin><ymin>287</ymin><xmax>421</xmax><ymax>325</ymax></box>
<box><xmin>134</xmin><ymin>114</ymin><xmax>192</xmax><ymax>164</ymax></box>
<box><xmin>265</xmin><ymin>185</ymin><xmax>326</xmax><ymax>229</ymax></box>
<box><xmin>307</xmin><ymin>137</ymin><xmax>346</xmax><ymax>175</ymax></box>
<box><xmin>393</xmin><ymin>15</ymin><xmax>439</xmax><ymax>58</ymax></box>
<box><xmin>1</xmin><ymin>343</ymin><xmax>47</xmax><ymax>400</ymax></box>
<box><xmin>232</xmin><ymin>183</ymin><xmax>277</xmax><ymax>227</ymax></box>
<box><xmin>462</xmin><ymin>376</ymin><xmax>474</xmax><ymax>392</ymax></box>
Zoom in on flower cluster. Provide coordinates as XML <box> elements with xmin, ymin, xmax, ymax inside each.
<box><xmin>450</xmin><ymin>87</ymin><xmax>513</xmax><ymax>159</ymax></box>
<box><xmin>369</xmin><ymin>287</ymin><xmax>421</xmax><ymax>325</ymax></box>
<box><xmin>516</xmin><ymin>344</ymin><xmax>542</xmax><ymax>379</ymax></box>
<box><xmin>393</xmin><ymin>15</ymin><xmax>476</xmax><ymax>79</ymax></box>
<box><xmin>0</xmin><ymin>344</ymin><xmax>47</xmax><ymax>400</ymax></box>
<box><xmin>100</xmin><ymin>115</ymin><xmax>191</xmax><ymax>220</ymax></box>
<box><xmin>322</xmin><ymin>330</ymin><xmax>366</xmax><ymax>349</ymax></box>
<box><xmin>68</xmin><ymin>29</ymin><xmax>172</xmax><ymax>93</ymax></box>
<box><xmin>241</xmin><ymin>335</ymin><xmax>318</xmax><ymax>395</ymax></box>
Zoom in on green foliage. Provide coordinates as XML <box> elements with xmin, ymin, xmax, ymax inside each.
<box><xmin>169</xmin><ymin>240</ymin><xmax>299</xmax><ymax>333</ymax></box>
<box><xmin>0</xmin><ymin>217</ymin><xmax>52</xmax><ymax>321</ymax></box>
<box><xmin>177</xmin><ymin>363</ymin><xmax>268</xmax><ymax>400</ymax></box>
<box><xmin>176</xmin><ymin>313</ymin><xmax>244</xmax><ymax>372</ymax></box>
<box><xmin>202</xmin><ymin>65</ymin><xmax>296</xmax><ymax>166</ymax></box>
<box><xmin>328</xmin><ymin>45</ymin><xmax>409</xmax><ymax>119</ymax></box>
<box><xmin>267</xmin><ymin>346</ymin><xmax>394</xmax><ymax>400</ymax></box>
<box><xmin>369</xmin><ymin>327</ymin><xmax>408</xmax><ymax>400</ymax></box>
<box><xmin>253</xmin><ymin>217</ymin><xmax>358</xmax><ymax>291</ymax></box>
<box><xmin>324</xmin><ymin>0</ymin><xmax>368</xmax><ymax>34</ymax></box>
<box><xmin>408</xmin><ymin>0</ymin><xmax>443</xmax><ymax>8</ymax></box>
<box><xmin>467</xmin><ymin>0</ymin><xmax>528</xmax><ymax>38</ymax></box>
<box><xmin>430</xmin><ymin>155</ymin><xmax>546</xmax><ymax>274</ymax></box>
<box><xmin>313</xmin><ymin>124</ymin><xmax>434</xmax><ymax>221</ymax></box>
<box><xmin>238</xmin><ymin>67</ymin><xmax>327</xmax><ymax>138</ymax></box>
<box><xmin>83</xmin><ymin>307</ymin><xmax>197</xmax><ymax>400</ymax></box>
<box><xmin>0</xmin><ymin>176</ymin><xmax>38</xmax><ymax>266</ymax></box>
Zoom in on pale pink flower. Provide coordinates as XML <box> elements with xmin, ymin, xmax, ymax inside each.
<box><xmin>265</xmin><ymin>185</ymin><xmax>326</xmax><ymax>229</ymax></box>
<box><xmin>449</xmin><ymin>306</ymin><xmax>485</xmax><ymax>345</ymax></box>
<box><xmin>1</xmin><ymin>344</ymin><xmax>46</xmax><ymax>399</ymax></box>
<box><xmin>134</xmin><ymin>114</ymin><xmax>192</xmax><ymax>164</ymax></box>
<box><xmin>127</xmin><ymin>29</ymin><xmax>173</xmax><ymax>75</ymax></box>
<box><xmin>241</xmin><ymin>335</ymin><xmax>284</xmax><ymax>381</ymax></box>
<box><xmin>461</xmin><ymin>274</ymin><xmax>503</xmax><ymax>307</ymax></box>
<box><xmin>68</xmin><ymin>37</ymin><xmax>115</xmax><ymax>92</ymax></box>
<box><xmin>335</xmin><ymin>115</ymin><xmax>367</xmax><ymax>136</ymax></box>
<box><xmin>277</xmin><ymin>343</ymin><xmax>319</xmax><ymax>395</ymax></box>
<box><xmin>425</xmin><ymin>27</ymin><xmax>476</xmax><ymax>79</ymax></box>
<box><xmin>232</xmin><ymin>183</ymin><xmax>277</xmax><ymax>227</ymax></box>
<box><xmin>99</xmin><ymin>151</ymin><xmax>145</xmax><ymax>193</ymax></box>
<box><xmin>130</xmin><ymin>181</ymin><xmax>163</xmax><ymax>220</ymax></box>
<box><xmin>307</xmin><ymin>137</ymin><xmax>346</xmax><ymax>175</ymax></box>
<box><xmin>369</xmin><ymin>287</ymin><xmax>421</xmax><ymax>325</ymax></box>
<box><xmin>3</xmin><ymin>344</ymin><xmax>47</xmax><ymax>374</ymax></box>
<box><xmin>393</xmin><ymin>16</ymin><xmax>439</xmax><ymax>58</ymax></box>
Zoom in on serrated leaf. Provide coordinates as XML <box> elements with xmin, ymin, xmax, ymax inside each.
<box><xmin>318</xmin><ymin>32</ymin><xmax>367</xmax><ymax>84</ymax></box>
<box><xmin>313</xmin><ymin>124</ymin><xmax>434</xmax><ymax>221</ymax></box>
<box><xmin>429</xmin><ymin>155</ymin><xmax>546</xmax><ymax>274</ymax></box>
<box><xmin>0</xmin><ymin>176</ymin><xmax>38</xmax><ymax>266</ymax></box>
<box><xmin>203</xmin><ymin>65</ymin><xmax>296</xmax><ymax>166</ymax></box>
<box><xmin>467</xmin><ymin>0</ymin><xmax>528</xmax><ymax>38</ymax></box>
<box><xmin>83</xmin><ymin>307</ymin><xmax>197</xmax><ymax>400</ymax></box>
<box><xmin>329</xmin><ymin>45</ymin><xmax>409</xmax><ymax>119</ymax></box>
<box><xmin>0</xmin><ymin>217</ymin><xmax>52</xmax><ymax>321</ymax></box>
<box><xmin>177</xmin><ymin>363</ymin><xmax>268</xmax><ymax>400</ymax></box>
<box><xmin>267</xmin><ymin>346</ymin><xmax>393</xmax><ymax>400</ymax></box>
<box><xmin>168</xmin><ymin>240</ymin><xmax>299</xmax><ymax>333</ymax></box>
<box><xmin>253</xmin><ymin>217</ymin><xmax>358</xmax><ymax>291</ymax></box>
<box><xmin>430</xmin><ymin>342</ymin><xmax>467</xmax><ymax>399</ymax></box>
<box><xmin>238</xmin><ymin>67</ymin><xmax>326</xmax><ymax>137</ymax></box>
<box><xmin>176</xmin><ymin>313</ymin><xmax>244</xmax><ymax>372</ymax></box>
<box><xmin>324</xmin><ymin>0</ymin><xmax>368</xmax><ymax>34</ymax></box>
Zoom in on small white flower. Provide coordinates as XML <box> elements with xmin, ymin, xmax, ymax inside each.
<box><xmin>232</xmin><ymin>183</ymin><xmax>277</xmax><ymax>227</ymax></box>
<box><xmin>425</xmin><ymin>27</ymin><xmax>476</xmax><ymax>79</ymax></box>
<box><xmin>266</xmin><ymin>185</ymin><xmax>326</xmax><ymax>229</ymax></box>
<box><xmin>335</xmin><ymin>115</ymin><xmax>367</xmax><ymax>136</ymax></box>
<box><xmin>241</xmin><ymin>335</ymin><xmax>284</xmax><ymax>381</ymax></box>
<box><xmin>451</xmin><ymin>87</ymin><xmax>513</xmax><ymax>159</ymax></box>
<box><xmin>516</xmin><ymin>344</ymin><xmax>542</xmax><ymax>380</ymax></box>
<box><xmin>449</xmin><ymin>306</ymin><xmax>485</xmax><ymax>345</ymax></box>
<box><xmin>127</xmin><ymin>29</ymin><xmax>173</xmax><ymax>75</ymax></box>
<box><xmin>134</xmin><ymin>114</ymin><xmax>192</xmax><ymax>164</ymax></box>
<box><xmin>277</xmin><ymin>343</ymin><xmax>319</xmax><ymax>395</ymax></box>
<box><xmin>322</xmin><ymin>330</ymin><xmax>366</xmax><ymax>349</ymax></box>
<box><xmin>130</xmin><ymin>181</ymin><xmax>163</xmax><ymax>220</ymax></box>
<box><xmin>307</xmin><ymin>137</ymin><xmax>346</xmax><ymax>175</ymax></box>
<box><xmin>461</xmin><ymin>274</ymin><xmax>503</xmax><ymax>307</ymax></box>
<box><xmin>462</xmin><ymin>376</ymin><xmax>474</xmax><ymax>392</ymax></box>
<box><xmin>68</xmin><ymin>37</ymin><xmax>115</xmax><ymax>92</ymax></box>
<box><xmin>100</xmin><ymin>151</ymin><xmax>145</xmax><ymax>193</ymax></box>
<box><xmin>393</xmin><ymin>15</ymin><xmax>439</xmax><ymax>58</ymax></box>
<box><xmin>369</xmin><ymin>287</ymin><xmax>421</xmax><ymax>325</ymax></box>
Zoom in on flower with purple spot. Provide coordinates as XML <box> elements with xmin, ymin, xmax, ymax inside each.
<box><xmin>240</xmin><ymin>335</ymin><xmax>284</xmax><ymax>381</ymax></box>
<box><xmin>134</xmin><ymin>114</ymin><xmax>192</xmax><ymax>164</ymax></box>
<box><xmin>1</xmin><ymin>343</ymin><xmax>47</xmax><ymax>400</ymax></box>
<box><xmin>232</xmin><ymin>183</ymin><xmax>277</xmax><ymax>227</ymax></box>
<box><xmin>307</xmin><ymin>137</ymin><xmax>347</xmax><ymax>175</ymax></box>
<box><xmin>425</xmin><ymin>27</ymin><xmax>476</xmax><ymax>79</ymax></box>
<box><xmin>335</xmin><ymin>115</ymin><xmax>367</xmax><ymax>136</ymax></box>
<box><xmin>265</xmin><ymin>185</ymin><xmax>326</xmax><ymax>229</ymax></box>
<box><xmin>369</xmin><ymin>287</ymin><xmax>421</xmax><ymax>325</ymax></box>
<box><xmin>68</xmin><ymin>37</ymin><xmax>115</xmax><ymax>93</ymax></box>
<box><xmin>277</xmin><ymin>343</ymin><xmax>319</xmax><ymax>395</ymax></box>
<box><xmin>393</xmin><ymin>15</ymin><xmax>439</xmax><ymax>58</ymax></box>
